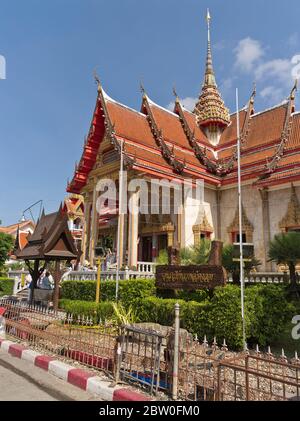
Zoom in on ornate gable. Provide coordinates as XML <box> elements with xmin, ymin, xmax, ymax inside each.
<box><xmin>279</xmin><ymin>185</ymin><xmax>300</xmax><ymax>231</ymax></box>
<box><xmin>227</xmin><ymin>204</ymin><xmax>253</xmax><ymax>242</ymax></box>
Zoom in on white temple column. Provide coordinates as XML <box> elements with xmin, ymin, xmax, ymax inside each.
<box><xmin>89</xmin><ymin>184</ymin><xmax>98</xmax><ymax>265</ymax></box>
<box><xmin>128</xmin><ymin>190</ymin><xmax>139</xmax><ymax>268</ymax></box>
<box><xmin>259</xmin><ymin>188</ymin><xmax>272</xmax><ymax>271</ymax></box>
<box><xmin>81</xmin><ymin>198</ymin><xmax>91</xmax><ymax>263</ymax></box>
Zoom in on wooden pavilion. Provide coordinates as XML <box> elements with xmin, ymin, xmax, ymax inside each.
<box><xmin>14</xmin><ymin>205</ymin><xmax>80</xmax><ymax>310</ymax></box>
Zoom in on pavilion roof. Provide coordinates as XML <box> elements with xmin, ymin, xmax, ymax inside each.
<box><xmin>15</xmin><ymin>208</ymin><xmax>78</xmax><ymax>261</ymax></box>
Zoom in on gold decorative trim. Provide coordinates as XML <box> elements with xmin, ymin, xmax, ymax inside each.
<box><xmin>279</xmin><ymin>185</ymin><xmax>300</xmax><ymax>231</ymax></box>
<box><xmin>193</xmin><ymin>212</ymin><xmax>213</xmax><ymax>246</ymax></box>
<box><xmin>227</xmin><ymin>204</ymin><xmax>253</xmax><ymax>242</ymax></box>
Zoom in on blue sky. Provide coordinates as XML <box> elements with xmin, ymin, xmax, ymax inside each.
<box><xmin>0</xmin><ymin>0</ymin><xmax>299</xmax><ymax>225</ymax></box>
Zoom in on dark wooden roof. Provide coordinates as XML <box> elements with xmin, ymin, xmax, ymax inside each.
<box><xmin>15</xmin><ymin>207</ymin><xmax>79</xmax><ymax>261</ymax></box>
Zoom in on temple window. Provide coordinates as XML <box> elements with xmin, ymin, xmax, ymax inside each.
<box><xmin>232</xmin><ymin>232</ymin><xmax>247</xmax><ymax>243</ymax></box>
<box><xmin>193</xmin><ymin>212</ymin><xmax>213</xmax><ymax>246</ymax></box>
<box><xmin>227</xmin><ymin>205</ymin><xmax>253</xmax><ymax>244</ymax></box>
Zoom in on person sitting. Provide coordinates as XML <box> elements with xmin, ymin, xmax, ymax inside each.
<box><xmin>40</xmin><ymin>272</ymin><xmax>53</xmax><ymax>290</ymax></box>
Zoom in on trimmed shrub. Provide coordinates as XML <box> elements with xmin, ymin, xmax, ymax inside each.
<box><xmin>61</xmin><ymin>278</ymin><xmax>156</xmax><ymax>305</ymax></box>
<box><xmin>120</xmin><ymin>279</ymin><xmax>156</xmax><ymax>308</ymax></box>
<box><xmin>245</xmin><ymin>285</ymin><xmax>295</xmax><ymax>346</ymax></box>
<box><xmin>133</xmin><ymin>296</ymin><xmax>211</xmax><ymax>338</ymax></box>
<box><xmin>209</xmin><ymin>285</ymin><xmax>248</xmax><ymax>349</ymax></box>
<box><xmin>59</xmin><ymin>299</ymin><xmax>114</xmax><ymax>323</ymax></box>
<box><xmin>60</xmin><ymin>282</ymin><xmax>294</xmax><ymax>351</ymax></box>
<box><xmin>175</xmin><ymin>289</ymin><xmax>209</xmax><ymax>302</ymax></box>
<box><xmin>0</xmin><ymin>278</ymin><xmax>14</xmax><ymax>297</ymax></box>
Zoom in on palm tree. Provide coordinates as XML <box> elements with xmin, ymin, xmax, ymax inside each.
<box><xmin>180</xmin><ymin>239</ymin><xmax>211</xmax><ymax>265</ymax></box>
<box><xmin>222</xmin><ymin>244</ymin><xmax>261</xmax><ymax>284</ymax></box>
<box><xmin>268</xmin><ymin>232</ymin><xmax>300</xmax><ymax>290</ymax></box>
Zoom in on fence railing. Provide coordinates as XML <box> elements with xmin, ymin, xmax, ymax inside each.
<box><xmin>216</xmin><ymin>354</ymin><xmax>300</xmax><ymax>401</ymax></box>
<box><xmin>8</xmin><ymin>269</ymin><xmax>295</xmax><ymax>285</ymax></box>
<box><xmin>1</xmin><ymin>298</ymin><xmax>299</xmax><ymax>401</ymax></box>
<box><xmin>228</xmin><ymin>272</ymin><xmax>291</xmax><ymax>284</ymax></box>
<box><xmin>0</xmin><ymin>299</ymin><xmax>118</xmax><ymax>375</ymax></box>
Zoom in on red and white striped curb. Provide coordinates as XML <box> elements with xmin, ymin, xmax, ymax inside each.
<box><xmin>0</xmin><ymin>338</ymin><xmax>151</xmax><ymax>401</ymax></box>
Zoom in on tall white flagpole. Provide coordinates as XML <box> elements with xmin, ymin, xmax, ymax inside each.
<box><xmin>236</xmin><ymin>88</ymin><xmax>246</xmax><ymax>351</ymax></box>
<box><xmin>116</xmin><ymin>140</ymin><xmax>124</xmax><ymax>300</ymax></box>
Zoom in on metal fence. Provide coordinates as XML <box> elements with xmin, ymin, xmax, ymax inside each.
<box><xmin>216</xmin><ymin>354</ymin><xmax>300</xmax><ymax>401</ymax></box>
<box><xmin>1</xmin><ymin>298</ymin><xmax>300</xmax><ymax>401</ymax></box>
<box><xmin>0</xmin><ymin>299</ymin><xmax>118</xmax><ymax>375</ymax></box>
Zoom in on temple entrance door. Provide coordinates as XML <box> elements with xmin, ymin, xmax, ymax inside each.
<box><xmin>142</xmin><ymin>236</ymin><xmax>153</xmax><ymax>262</ymax></box>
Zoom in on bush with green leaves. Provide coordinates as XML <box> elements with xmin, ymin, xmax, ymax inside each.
<box><xmin>59</xmin><ymin>299</ymin><xmax>115</xmax><ymax>323</ymax></box>
<box><xmin>268</xmin><ymin>232</ymin><xmax>300</xmax><ymax>288</ymax></box>
<box><xmin>222</xmin><ymin>244</ymin><xmax>261</xmax><ymax>283</ymax></box>
<box><xmin>245</xmin><ymin>285</ymin><xmax>295</xmax><ymax>346</ymax></box>
<box><xmin>0</xmin><ymin>278</ymin><xmax>14</xmax><ymax>297</ymax></box>
<box><xmin>134</xmin><ymin>285</ymin><xmax>294</xmax><ymax>350</ymax></box>
<box><xmin>0</xmin><ymin>233</ymin><xmax>14</xmax><ymax>272</ymax></box>
<box><xmin>61</xmin><ymin>280</ymin><xmax>294</xmax><ymax>350</ymax></box>
<box><xmin>61</xmin><ymin>278</ymin><xmax>156</xmax><ymax>306</ymax></box>
<box><xmin>180</xmin><ymin>240</ymin><xmax>211</xmax><ymax>265</ymax></box>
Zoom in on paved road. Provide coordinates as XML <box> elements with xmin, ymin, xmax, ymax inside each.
<box><xmin>0</xmin><ymin>349</ymin><xmax>101</xmax><ymax>401</ymax></box>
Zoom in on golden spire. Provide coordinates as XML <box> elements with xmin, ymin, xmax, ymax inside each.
<box><xmin>204</xmin><ymin>8</ymin><xmax>216</xmax><ymax>86</ymax></box>
<box><xmin>194</xmin><ymin>10</ymin><xmax>230</xmax><ymax>139</ymax></box>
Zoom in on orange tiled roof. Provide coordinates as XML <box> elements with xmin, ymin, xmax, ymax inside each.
<box><xmin>0</xmin><ymin>221</ymin><xmax>34</xmax><ymax>236</ymax></box>
<box><xmin>245</xmin><ymin>104</ymin><xmax>287</xmax><ymax>149</ymax></box>
<box><xmin>19</xmin><ymin>232</ymin><xmax>29</xmax><ymax>250</ymax></box>
<box><xmin>219</xmin><ymin>110</ymin><xmax>247</xmax><ymax>147</ymax></box>
<box><xmin>67</xmin><ymin>86</ymin><xmax>300</xmax><ymax>192</ymax></box>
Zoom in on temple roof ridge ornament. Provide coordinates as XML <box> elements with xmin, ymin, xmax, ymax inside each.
<box><xmin>216</xmin><ymin>87</ymin><xmax>255</xmax><ymax>174</ymax></box>
<box><xmin>141</xmin><ymin>94</ymin><xmax>186</xmax><ymax>174</ymax></box>
<box><xmin>193</xmin><ymin>9</ymin><xmax>230</xmax><ymax>139</ymax></box>
<box><xmin>261</xmin><ymin>81</ymin><xmax>298</xmax><ymax>178</ymax></box>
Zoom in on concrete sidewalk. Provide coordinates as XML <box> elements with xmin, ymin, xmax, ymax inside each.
<box><xmin>0</xmin><ymin>349</ymin><xmax>101</xmax><ymax>401</ymax></box>
<box><xmin>0</xmin><ymin>338</ymin><xmax>151</xmax><ymax>401</ymax></box>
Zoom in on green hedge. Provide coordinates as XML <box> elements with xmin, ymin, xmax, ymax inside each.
<box><xmin>61</xmin><ymin>278</ymin><xmax>156</xmax><ymax>306</ymax></box>
<box><xmin>133</xmin><ymin>285</ymin><xmax>295</xmax><ymax>350</ymax></box>
<box><xmin>0</xmin><ymin>278</ymin><xmax>14</xmax><ymax>297</ymax></box>
<box><xmin>59</xmin><ymin>299</ymin><xmax>115</xmax><ymax>323</ymax></box>
<box><xmin>60</xmin><ymin>282</ymin><xmax>294</xmax><ymax>350</ymax></box>
<box><xmin>245</xmin><ymin>285</ymin><xmax>295</xmax><ymax>347</ymax></box>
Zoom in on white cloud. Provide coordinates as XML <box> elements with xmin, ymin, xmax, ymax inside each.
<box><xmin>255</xmin><ymin>59</ymin><xmax>293</xmax><ymax>86</ymax></box>
<box><xmin>260</xmin><ymin>86</ymin><xmax>285</xmax><ymax>105</ymax></box>
<box><xmin>167</xmin><ymin>96</ymin><xmax>197</xmax><ymax>112</ymax></box>
<box><xmin>234</xmin><ymin>37</ymin><xmax>264</xmax><ymax>72</ymax></box>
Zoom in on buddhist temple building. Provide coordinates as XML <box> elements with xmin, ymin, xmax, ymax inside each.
<box><xmin>67</xmin><ymin>11</ymin><xmax>300</xmax><ymax>272</ymax></box>
<box><xmin>0</xmin><ymin>220</ymin><xmax>35</xmax><ymax>252</ymax></box>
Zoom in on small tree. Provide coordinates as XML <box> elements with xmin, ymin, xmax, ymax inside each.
<box><xmin>0</xmin><ymin>233</ymin><xmax>14</xmax><ymax>272</ymax></box>
<box><xmin>222</xmin><ymin>244</ymin><xmax>261</xmax><ymax>284</ymax></box>
<box><xmin>180</xmin><ymin>239</ymin><xmax>211</xmax><ymax>265</ymax></box>
<box><xmin>268</xmin><ymin>232</ymin><xmax>300</xmax><ymax>290</ymax></box>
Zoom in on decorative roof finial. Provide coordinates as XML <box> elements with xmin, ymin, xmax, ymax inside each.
<box><xmin>206</xmin><ymin>8</ymin><xmax>211</xmax><ymax>34</ymax></box>
<box><xmin>93</xmin><ymin>69</ymin><xmax>102</xmax><ymax>93</ymax></box>
<box><xmin>291</xmin><ymin>79</ymin><xmax>298</xmax><ymax>100</ymax></box>
<box><xmin>204</xmin><ymin>8</ymin><xmax>215</xmax><ymax>87</ymax></box>
<box><xmin>140</xmin><ymin>81</ymin><xmax>147</xmax><ymax>98</ymax></box>
<box><xmin>250</xmin><ymin>82</ymin><xmax>256</xmax><ymax>105</ymax></box>
<box><xmin>173</xmin><ymin>86</ymin><xmax>179</xmax><ymax>102</ymax></box>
